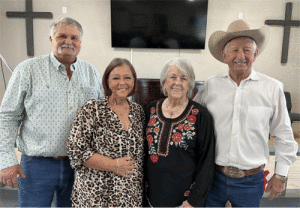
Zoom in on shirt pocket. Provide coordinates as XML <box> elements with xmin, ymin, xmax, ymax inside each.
<box><xmin>246</xmin><ymin>106</ymin><xmax>272</xmax><ymax>130</ymax></box>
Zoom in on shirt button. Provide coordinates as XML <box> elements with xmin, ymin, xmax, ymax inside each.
<box><xmin>69</xmin><ymin>107</ymin><xmax>72</xmax><ymax>110</ymax></box>
<box><xmin>69</xmin><ymin>91</ymin><xmax>71</xmax><ymax>93</ymax></box>
<box><xmin>65</xmin><ymin>78</ymin><xmax>67</xmax><ymax>81</ymax></box>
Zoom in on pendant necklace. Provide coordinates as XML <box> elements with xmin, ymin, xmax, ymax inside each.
<box><xmin>166</xmin><ymin>99</ymin><xmax>188</xmax><ymax>117</ymax></box>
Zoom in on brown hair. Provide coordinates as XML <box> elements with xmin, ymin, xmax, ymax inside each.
<box><xmin>102</xmin><ymin>58</ymin><xmax>138</xmax><ymax>97</ymax></box>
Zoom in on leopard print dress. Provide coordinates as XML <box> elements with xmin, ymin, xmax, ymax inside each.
<box><xmin>67</xmin><ymin>97</ymin><xmax>145</xmax><ymax>207</ymax></box>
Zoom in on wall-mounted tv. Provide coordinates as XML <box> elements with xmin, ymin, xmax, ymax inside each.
<box><xmin>111</xmin><ymin>0</ymin><xmax>208</xmax><ymax>49</ymax></box>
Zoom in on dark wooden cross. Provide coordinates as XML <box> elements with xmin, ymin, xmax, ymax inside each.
<box><xmin>6</xmin><ymin>0</ymin><xmax>53</xmax><ymax>56</ymax></box>
<box><xmin>265</xmin><ymin>2</ymin><xmax>300</xmax><ymax>64</ymax></box>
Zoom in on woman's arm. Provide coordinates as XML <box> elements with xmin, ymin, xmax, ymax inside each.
<box><xmin>187</xmin><ymin>105</ymin><xmax>216</xmax><ymax>207</ymax></box>
<box><xmin>67</xmin><ymin>100</ymin><xmax>95</xmax><ymax>170</ymax></box>
<box><xmin>67</xmin><ymin>100</ymin><xmax>136</xmax><ymax>177</ymax></box>
<box><xmin>83</xmin><ymin>153</ymin><xmax>135</xmax><ymax>178</ymax></box>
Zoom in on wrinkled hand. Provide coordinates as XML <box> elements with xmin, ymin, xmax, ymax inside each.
<box><xmin>265</xmin><ymin>175</ymin><xmax>285</xmax><ymax>200</ymax></box>
<box><xmin>115</xmin><ymin>157</ymin><xmax>136</xmax><ymax>178</ymax></box>
<box><xmin>0</xmin><ymin>165</ymin><xmax>26</xmax><ymax>188</ymax></box>
<box><xmin>178</xmin><ymin>200</ymin><xmax>193</xmax><ymax>208</ymax></box>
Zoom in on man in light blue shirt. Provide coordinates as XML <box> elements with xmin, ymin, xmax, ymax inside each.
<box><xmin>0</xmin><ymin>17</ymin><xmax>103</xmax><ymax>207</ymax></box>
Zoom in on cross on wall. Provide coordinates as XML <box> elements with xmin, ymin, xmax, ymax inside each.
<box><xmin>265</xmin><ymin>2</ymin><xmax>300</xmax><ymax>64</ymax></box>
<box><xmin>6</xmin><ymin>0</ymin><xmax>53</xmax><ymax>56</ymax></box>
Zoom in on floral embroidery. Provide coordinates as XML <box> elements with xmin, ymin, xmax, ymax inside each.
<box><xmin>147</xmin><ymin>135</ymin><xmax>153</xmax><ymax>145</ymax></box>
<box><xmin>146</xmin><ymin>101</ymin><xmax>198</xmax><ymax>159</ymax></box>
<box><xmin>153</xmin><ymin>127</ymin><xmax>160</xmax><ymax>134</ymax></box>
<box><xmin>172</xmin><ymin>132</ymin><xmax>182</xmax><ymax>143</ymax></box>
<box><xmin>177</xmin><ymin>124</ymin><xmax>184</xmax><ymax>131</ymax></box>
<box><xmin>184</xmin><ymin>190</ymin><xmax>191</xmax><ymax>197</ymax></box>
<box><xmin>150</xmin><ymin>155</ymin><xmax>159</xmax><ymax>163</ymax></box>
<box><xmin>192</xmin><ymin>109</ymin><xmax>199</xmax><ymax>115</ymax></box>
<box><xmin>187</xmin><ymin>115</ymin><xmax>196</xmax><ymax>123</ymax></box>
<box><xmin>150</xmin><ymin>107</ymin><xmax>156</xmax><ymax>114</ymax></box>
<box><xmin>184</xmin><ymin>124</ymin><xmax>191</xmax><ymax>131</ymax></box>
<box><xmin>149</xmin><ymin>118</ymin><xmax>156</xmax><ymax>126</ymax></box>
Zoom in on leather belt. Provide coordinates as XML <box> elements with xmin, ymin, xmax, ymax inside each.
<box><xmin>50</xmin><ymin>156</ymin><xmax>69</xmax><ymax>160</ymax></box>
<box><xmin>215</xmin><ymin>164</ymin><xmax>263</xmax><ymax>179</ymax></box>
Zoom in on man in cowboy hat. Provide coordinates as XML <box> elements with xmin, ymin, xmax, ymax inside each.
<box><xmin>194</xmin><ymin>20</ymin><xmax>298</xmax><ymax>207</ymax></box>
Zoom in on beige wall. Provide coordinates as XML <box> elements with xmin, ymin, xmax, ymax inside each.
<box><xmin>0</xmin><ymin>0</ymin><xmax>299</xmax><ymax>115</ymax></box>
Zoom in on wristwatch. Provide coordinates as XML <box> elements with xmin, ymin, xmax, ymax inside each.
<box><xmin>274</xmin><ymin>174</ymin><xmax>287</xmax><ymax>183</ymax></box>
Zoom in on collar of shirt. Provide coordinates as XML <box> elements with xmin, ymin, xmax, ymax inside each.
<box><xmin>50</xmin><ymin>52</ymin><xmax>78</xmax><ymax>72</ymax></box>
<box><xmin>221</xmin><ymin>69</ymin><xmax>260</xmax><ymax>83</ymax></box>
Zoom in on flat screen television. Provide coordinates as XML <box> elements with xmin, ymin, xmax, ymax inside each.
<box><xmin>111</xmin><ymin>0</ymin><xmax>208</xmax><ymax>49</ymax></box>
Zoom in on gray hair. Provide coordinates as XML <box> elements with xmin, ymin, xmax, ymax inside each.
<box><xmin>224</xmin><ymin>37</ymin><xmax>257</xmax><ymax>53</ymax></box>
<box><xmin>160</xmin><ymin>57</ymin><xmax>195</xmax><ymax>99</ymax></box>
<box><xmin>50</xmin><ymin>17</ymin><xmax>83</xmax><ymax>39</ymax></box>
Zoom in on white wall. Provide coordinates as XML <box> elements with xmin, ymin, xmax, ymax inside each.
<box><xmin>0</xmin><ymin>0</ymin><xmax>299</xmax><ymax>115</ymax></box>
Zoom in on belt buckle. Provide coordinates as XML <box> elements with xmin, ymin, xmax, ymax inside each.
<box><xmin>223</xmin><ymin>166</ymin><xmax>245</xmax><ymax>178</ymax></box>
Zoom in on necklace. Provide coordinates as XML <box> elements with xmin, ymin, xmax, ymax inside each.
<box><xmin>166</xmin><ymin>99</ymin><xmax>188</xmax><ymax>117</ymax></box>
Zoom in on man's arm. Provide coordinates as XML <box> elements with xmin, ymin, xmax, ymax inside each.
<box><xmin>269</xmin><ymin>85</ymin><xmax>298</xmax><ymax>176</ymax></box>
<box><xmin>266</xmin><ymin>84</ymin><xmax>298</xmax><ymax>199</ymax></box>
<box><xmin>0</xmin><ymin>61</ymin><xmax>30</xmax><ymax>187</ymax></box>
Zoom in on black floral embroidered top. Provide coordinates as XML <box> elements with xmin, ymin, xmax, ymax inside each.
<box><xmin>145</xmin><ymin>99</ymin><xmax>215</xmax><ymax>207</ymax></box>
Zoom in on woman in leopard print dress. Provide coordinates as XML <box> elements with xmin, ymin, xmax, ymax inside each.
<box><xmin>67</xmin><ymin>58</ymin><xmax>145</xmax><ymax>207</ymax></box>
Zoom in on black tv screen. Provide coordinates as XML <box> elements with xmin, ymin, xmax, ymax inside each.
<box><xmin>111</xmin><ymin>0</ymin><xmax>208</xmax><ymax>49</ymax></box>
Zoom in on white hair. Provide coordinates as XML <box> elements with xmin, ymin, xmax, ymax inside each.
<box><xmin>50</xmin><ymin>17</ymin><xmax>83</xmax><ymax>39</ymax></box>
<box><xmin>160</xmin><ymin>58</ymin><xmax>195</xmax><ymax>99</ymax></box>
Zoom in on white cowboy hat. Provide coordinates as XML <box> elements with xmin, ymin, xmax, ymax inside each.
<box><xmin>208</xmin><ymin>20</ymin><xmax>269</xmax><ymax>63</ymax></box>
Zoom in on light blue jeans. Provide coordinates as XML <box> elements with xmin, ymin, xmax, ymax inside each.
<box><xmin>18</xmin><ymin>154</ymin><xmax>74</xmax><ymax>207</ymax></box>
<box><xmin>205</xmin><ymin>169</ymin><xmax>264</xmax><ymax>207</ymax></box>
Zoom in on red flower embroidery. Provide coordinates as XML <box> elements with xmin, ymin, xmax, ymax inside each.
<box><xmin>184</xmin><ymin>190</ymin><xmax>191</xmax><ymax>197</ymax></box>
<box><xmin>147</xmin><ymin>127</ymin><xmax>151</xmax><ymax>134</ymax></box>
<box><xmin>187</xmin><ymin>115</ymin><xmax>196</xmax><ymax>123</ymax></box>
<box><xmin>149</xmin><ymin>118</ymin><xmax>156</xmax><ymax>126</ymax></box>
<box><xmin>172</xmin><ymin>132</ymin><xmax>182</xmax><ymax>143</ymax></box>
<box><xmin>153</xmin><ymin>127</ymin><xmax>160</xmax><ymax>134</ymax></box>
<box><xmin>192</xmin><ymin>109</ymin><xmax>199</xmax><ymax>115</ymax></box>
<box><xmin>150</xmin><ymin>107</ymin><xmax>156</xmax><ymax>114</ymax></box>
<box><xmin>177</xmin><ymin>124</ymin><xmax>184</xmax><ymax>131</ymax></box>
<box><xmin>184</xmin><ymin>124</ymin><xmax>191</xmax><ymax>131</ymax></box>
<box><xmin>147</xmin><ymin>135</ymin><xmax>153</xmax><ymax>145</ymax></box>
<box><xmin>150</xmin><ymin>155</ymin><xmax>159</xmax><ymax>163</ymax></box>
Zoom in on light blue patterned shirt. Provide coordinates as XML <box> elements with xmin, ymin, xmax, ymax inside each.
<box><xmin>0</xmin><ymin>53</ymin><xmax>103</xmax><ymax>170</ymax></box>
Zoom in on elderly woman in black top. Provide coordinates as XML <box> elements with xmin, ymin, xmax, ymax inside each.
<box><xmin>144</xmin><ymin>57</ymin><xmax>215</xmax><ymax>207</ymax></box>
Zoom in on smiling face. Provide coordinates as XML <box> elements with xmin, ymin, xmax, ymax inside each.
<box><xmin>222</xmin><ymin>37</ymin><xmax>258</xmax><ymax>78</ymax></box>
<box><xmin>108</xmin><ymin>64</ymin><xmax>135</xmax><ymax>99</ymax></box>
<box><xmin>164</xmin><ymin>65</ymin><xmax>189</xmax><ymax>101</ymax></box>
<box><xmin>50</xmin><ymin>23</ymin><xmax>81</xmax><ymax>63</ymax></box>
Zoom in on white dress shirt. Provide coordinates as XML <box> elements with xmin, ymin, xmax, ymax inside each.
<box><xmin>193</xmin><ymin>69</ymin><xmax>298</xmax><ymax>176</ymax></box>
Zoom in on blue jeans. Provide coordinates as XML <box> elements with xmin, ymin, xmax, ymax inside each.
<box><xmin>18</xmin><ymin>155</ymin><xmax>74</xmax><ymax>207</ymax></box>
<box><xmin>205</xmin><ymin>169</ymin><xmax>264</xmax><ymax>207</ymax></box>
